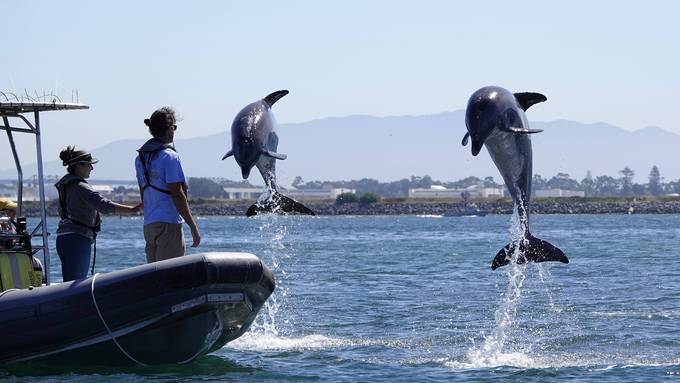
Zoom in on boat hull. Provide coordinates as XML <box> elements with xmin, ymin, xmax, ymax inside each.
<box><xmin>0</xmin><ymin>252</ymin><xmax>275</xmax><ymax>365</ymax></box>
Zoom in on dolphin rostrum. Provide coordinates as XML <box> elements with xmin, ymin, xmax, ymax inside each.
<box><xmin>462</xmin><ymin>86</ymin><xmax>568</xmax><ymax>270</ymax></box>
<box><xmin>222</xmin><ymin>90</ymin><xmax>315</xmax><ymax>217</ymax></box>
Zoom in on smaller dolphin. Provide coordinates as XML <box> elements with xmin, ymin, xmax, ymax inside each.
<box><xmin>462</xmin><ymin>86</ymin><xmax>568</xmax><ymax>270</ymax></box>
<box><xmin>222</xmin><ymin>90</ymin><xmax>315</xmax><ymax>217</ymax></box>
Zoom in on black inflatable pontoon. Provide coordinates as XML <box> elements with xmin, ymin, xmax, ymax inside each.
<box><xmin>0</xmin><ymin>252</ymin><xmax>275</xmax><ymax>365</ymax></box>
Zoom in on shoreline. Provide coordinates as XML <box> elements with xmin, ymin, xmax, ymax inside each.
<box><xmin>189</xmin><ymin>199</ymin><xmax>680</xmax><ymax>216</ymax></box>
<box><xmin>17</xmin><ymin>198</ymin><xmax>680</xmax><ymax>216</ymax></box>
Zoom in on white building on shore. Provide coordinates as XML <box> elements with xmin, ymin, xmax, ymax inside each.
<box><xmin>408</xmin><ymin>185</ymin><xmax>505</xmax><ymax>199</ymax></box>
<box><xmin>222</xmin><ymin>187</ymin><xmax>262</xmax><ymax>200</ymax></box>
<box><xmin>222</xmin><ymin>186</ymin><xmax>355</xmax><ymax>201</ymax></box>
<box><xmin>286</xmin><ymin>187</ymin><xmax>355</xmax><ymax>201</ymax></box>
<box><xmin>534</xmin><ymin>189</ymin><xmax>585</xmax><ymax>198</ymax></box>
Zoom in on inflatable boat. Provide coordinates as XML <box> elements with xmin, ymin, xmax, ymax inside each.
<box><xmin>1</xmin><ymin>99</ymin><xmax>275</xmax><ymax>365</ymax></box>
<box><xmin>0</xmin><ymin>252</ymin><xmax>275</xmax><ymax>365</ymax></box>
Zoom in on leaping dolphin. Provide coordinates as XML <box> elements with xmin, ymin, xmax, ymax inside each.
<box><xmin>462</xmin><ymin>86</ymin><xmax>569</xmax><ymax>270</ymax></box>
<box><xmin>222</xmin><ymin>90</ymin><xmax>315</xmax><ymax>217</ymax></box>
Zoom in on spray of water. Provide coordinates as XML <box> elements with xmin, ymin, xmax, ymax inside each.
<box><xmin>467</xmin><ymin>204</ymin><xmax>534</xmax><ymax>367</ymax></box>
<box><xmin>248</xmin><ymin>212</ymin><xmax>292</xmax><ymax>337</ymax></box>
<box><xmin>227</xmin><ymin>211</ymin><xmax>344</xmax><ymax>352</ymax></box>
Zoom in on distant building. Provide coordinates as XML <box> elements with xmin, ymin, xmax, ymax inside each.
<box><xmin>408</xmin><ymin>185</ymin><xmax>505</xmax><ymax>199</ymax></box>
<box><xmin>286</xmin><ymin>187</ymin><xmax>355</xmax><ymax>201</ymax></box>
<box><xmin>0</xmin><ymin>185</ymin><xmax>58</xmax><ymax>201</ymax></box>
<box><xmin>534</xmin><ymin>189</ymin><xmax>585</xmax><ymax>198</ymax></box>
<box><xmin>222</xmin><ymin>187</ymin><xmax>262</xmax><ymax>200</ymax></box>
<box><xmin>222</xmin><ymin>186</ymin><xmax>355</xmax><ymax>201</ymax></box>
<box><xmin>91</xmin><ymin>185</ymin><xmax>114</xmax><ymax>193</ymax></box>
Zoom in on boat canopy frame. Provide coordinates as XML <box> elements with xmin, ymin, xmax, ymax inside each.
<box><xmin>1</xmin><ymin>95</ymin><xmax>89</xmax><ymax>285</ymax></box>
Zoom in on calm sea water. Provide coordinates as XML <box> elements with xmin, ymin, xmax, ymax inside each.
<box><xmin>2</xmin><ymin>214</ymin><xmax>680</xmax><ymax>382</ymax></box>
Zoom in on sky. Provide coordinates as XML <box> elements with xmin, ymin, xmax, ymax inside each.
<box><xmin>1</xmin><ymin>0</ymin><xmax>679</xmax><ymax>178</ymax></box>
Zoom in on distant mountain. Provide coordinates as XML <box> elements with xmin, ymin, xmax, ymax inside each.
<box><xmin>1</xmin><ymin>111</ymin><xmax>678</xmax><ymax>185</ymax></box>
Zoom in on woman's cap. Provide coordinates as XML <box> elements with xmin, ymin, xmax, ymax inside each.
<box><xmin>63</xmin><ymin>152</ymin><xmax>99</xmax><ymax>166</ymax></box>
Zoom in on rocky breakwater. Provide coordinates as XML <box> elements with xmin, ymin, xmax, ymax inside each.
<box><xmin>17</xmin><ymin>197</ymin><xmax>680</xmax><ymax>217</ymax></box>
<box><xmin>189</xmin><ymin>197</ymin><xmax>680</xmax><ymax>216</ymax></box>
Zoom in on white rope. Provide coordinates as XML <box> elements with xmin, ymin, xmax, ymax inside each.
<box><xmin>90</xmin><ymin>273</ymin><xmax>148</xmax><ymax>366</ymax></box>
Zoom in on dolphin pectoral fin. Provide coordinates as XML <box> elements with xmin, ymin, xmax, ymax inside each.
<box><xmin>514</xmin><ymin>92</ymin><xmax>547</xmax><ymax>111</ymax></box>
<box><xmin>491</xmin><ymin>234</ymin><xmax>569</xmax><ymax>270</ymax></box>
<box><xmin>221</xmin><ymin>150</ymin><xmax>233</xmax><ymax>160</ymax></box>
<box><xmin>461</xmin><ymin>132</ymin><xmax>470</xmax><ymax>146</ymax></box>
<box><xmin>505</xmin><ymin>127</ymin><xmax>544</xmax><ymax>134</ymax></box>
<box><xmin>263</xmin><ymin>90</ymin><xmax>289</xmax><ymax>107</ymax></box>
<box><xmin>263</xmin><ymin>150</ymin><xmax>287</xmax><ymax>160</ymax></box>
<box><xmin>501</xmin><ymin>109</ymin><xmax>544</xmax><ymax>134</ymax></box>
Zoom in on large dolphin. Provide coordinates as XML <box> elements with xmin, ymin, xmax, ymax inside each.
<box><xmin>462</xmin><ymin>85</ymin><xmax>568</xmax><ymax>270</ymax></box>
<box><xmin>222</xmin><ymin>90</ymin><xmax>315</xmax><ymax>217</ymax></box>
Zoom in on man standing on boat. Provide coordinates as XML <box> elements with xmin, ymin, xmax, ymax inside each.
<box><xmin>135</xmin><ymin>107</ymin><xmax>201</xmax><ymax>263</ymax></box>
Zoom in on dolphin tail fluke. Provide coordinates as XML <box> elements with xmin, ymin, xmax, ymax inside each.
<box><xmin>246</xmin><ymin>192</ymin><xmax>316</xmax><ymax>217</ymax></box>
<box><xmin>263</xmin><ymin>90</ymin><xmax>289</xmax><ymax>107</ymax></box>
<box><xmin>276</xmin><ymin>193</ymin><xmax>316</xmax><ymax>216</ymax></box>
<box><xmin>491</xmin><ymin>234</ymin><xmax>569</xmax><ymax>270</ymax></box>
<box><xmin>245</xmin><ymin>203</ymin><xmax>259</xmax><ymax>217</ymax></box>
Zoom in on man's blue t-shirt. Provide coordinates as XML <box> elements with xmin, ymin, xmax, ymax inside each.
<box><xmin>135</xmin><ymin>147</ymin><xmax>185</xmax><ymax>225</ymax></box>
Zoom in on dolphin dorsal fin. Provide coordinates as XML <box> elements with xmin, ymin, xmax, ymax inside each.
<box><xmin>514</xmin><ymin>92</ymin><xmax>547</xmax><ymax>111</ymax></box>
<box><xmin>263</xmin><ymin>90</ymin><xmax>290</xmax><ymax>107</ymax></box>
<box><xmin>221</xmin><ymin>149</ymin><xmax>233</xmax><ymax>160</ymax></box>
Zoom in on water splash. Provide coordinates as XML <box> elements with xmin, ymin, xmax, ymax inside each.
<box><xmin>247</xmin><ymin>213</ymin><xmax>293</xmax><ymax>337</ymax></box>
<box><xmin>228</xmin><ymin>333</ymin><xmax>352</xmax><ymax>352</ymax></box>
<box><xmin>467</xmin><ymin>204</ymin><xmax>532</xmax><ymax>366</ymax></box>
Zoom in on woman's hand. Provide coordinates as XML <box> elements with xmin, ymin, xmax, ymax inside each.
<box><xmin>113</xmin><ymin>202</ymin><xmax>143</xmax><ymax>215</ymax></box>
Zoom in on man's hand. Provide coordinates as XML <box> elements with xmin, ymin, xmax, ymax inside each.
<box><xmin>190</xmin><ymin>225</ymin><xmax>201</xmax><ymax>247</ymax></box>
<box><xmin>168</xmin><ymin>182</ymin><xmax>201</xmax><ymax>248</ymax></box>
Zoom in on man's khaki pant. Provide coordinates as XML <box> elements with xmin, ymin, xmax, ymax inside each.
<box><xmin>143</xmin><ymin>222</ymin><xmax>185</xmax><ymax>263</ymax></box>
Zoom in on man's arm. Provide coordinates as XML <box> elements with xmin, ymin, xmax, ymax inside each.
<box><xmin>168</xmin><ymin>182</ymin><xmax>201</xmax><ymax>247</ymax></box>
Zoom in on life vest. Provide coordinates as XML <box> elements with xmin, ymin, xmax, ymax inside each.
<box><xmin>55</xmin><ymin>176</ymin><xmax>101</xmax><ymax>236</ymax></box>
<box><xmin>137</xmin><ymin>144</ymin><xmax>176</xmax><ymax>196</ymax></box>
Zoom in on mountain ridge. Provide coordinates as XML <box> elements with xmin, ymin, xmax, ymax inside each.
<box><xmin>1</xmin><ymin>111</ymin><xmax>677</xmax><ymax>185</ymax></box>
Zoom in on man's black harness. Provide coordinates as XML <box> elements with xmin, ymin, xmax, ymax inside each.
<box><xmin>137</xmin><ymin>145</ymin><xmax>176</xmax><ymax>195</ymax></box>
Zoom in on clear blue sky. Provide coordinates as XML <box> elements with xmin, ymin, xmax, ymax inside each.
<box><xmin>2</xmin><ymin>0</ymin><xmax>679</xmax><ymax>163</ymax></box>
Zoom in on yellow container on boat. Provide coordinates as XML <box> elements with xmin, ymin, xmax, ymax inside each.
<box><xmin>0</xmin><ymin>252</ymin><xmax>39</xmax><ymax>291</ymax></box>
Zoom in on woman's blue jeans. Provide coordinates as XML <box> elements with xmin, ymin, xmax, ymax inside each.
<box><xmin>56</xmin><ymin>233</ymin><xmax>92</xmax><ymax>282</ymax></box>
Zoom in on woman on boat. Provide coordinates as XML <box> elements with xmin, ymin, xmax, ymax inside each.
<box><xmin>55</xmin><ymin>146</ymin><xmax>142</xmax><ymax>282</ymax></box>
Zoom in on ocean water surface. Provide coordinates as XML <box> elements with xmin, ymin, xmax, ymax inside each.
<box><xmin>2</xmin><ymin>214</ymin><xmax>679</xmax><ymax>382</ymax></box>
